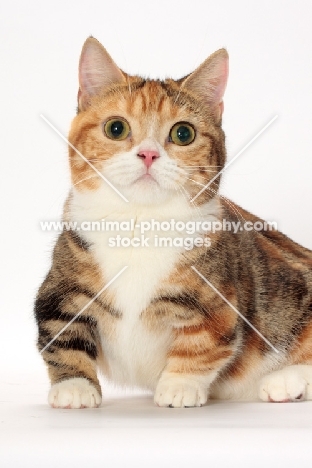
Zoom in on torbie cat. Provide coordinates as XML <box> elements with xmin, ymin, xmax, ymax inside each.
<box><xmin>35</xmin><ymin>37</ymin><xmax>312</xmax><ymax>408</ymax></box>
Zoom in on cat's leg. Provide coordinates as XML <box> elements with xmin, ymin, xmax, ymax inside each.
<box><xmin>258</xmin><ymin>365</ymin><xmax>312</xmax><ymax>402</ymax></box>
<box><xmin>36</xmin><ymin>293</ymin><xmax>102</xmax><ymax>409</ymax></box>
<box><xmin>154</xmin><ymin>324</ymin><xmax>235</xmax><ymax>408</ymax></box>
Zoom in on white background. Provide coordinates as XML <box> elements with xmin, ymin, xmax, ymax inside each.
<box><xmin>1</xmin><ymin>1</ymin><xmax>312</xmax><ymax>466</ymax></box>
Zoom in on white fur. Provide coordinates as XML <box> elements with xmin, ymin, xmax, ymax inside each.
<box><xmin>258</xmin><ymin>365</ymin><xmax>312</xmax><ymax>402</ymax></box>
<box><xmin>49</xmin><ymin>378</ymin><xmax>101</xmax><ymax>408</ymax></box>
<box><xmin>69</xmin><ymin>143</ymin><xmax>221</xmax><ymax>390</ymax></box>
<box><xmin>155</xmin><ymin>373</ymin><xmax>217</xmax><ymax>407</ymax></box>
<box><xmin>102</xmin><ymin>138</ymin><xmax>188</xmax><ymax>205</ymax></box>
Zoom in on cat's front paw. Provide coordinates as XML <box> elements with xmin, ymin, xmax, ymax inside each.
<box><xmin>49</xmin><ymin>378</ymin><xmax>101</xmax><ymax>409</ymax></box>
<box><xmin>154</xmin><ymin>375</ymin><xmax>208</xmax><ymax>408</ymax></box>
<box><xmin>258</xmin><ymin>367</ymin><xmax>308</xmax><ymax>402</ymax></box>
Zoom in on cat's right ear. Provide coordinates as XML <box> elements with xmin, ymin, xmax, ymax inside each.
<box><xmin>78</xmin><ymin>37</ymin><xmax>126</xmax><ymax>111</ymax></box>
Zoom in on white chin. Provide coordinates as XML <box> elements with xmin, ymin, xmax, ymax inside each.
<box><xmin>124</xmin><ymin>178</ymin><xmax>172</xmax><ymax>205</ymax></box>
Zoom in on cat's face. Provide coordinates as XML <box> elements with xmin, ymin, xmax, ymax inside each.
<box><xmin>69</xmin><ymin>38</ymin><xmax>228</xmax><ymax>206</ymax></box>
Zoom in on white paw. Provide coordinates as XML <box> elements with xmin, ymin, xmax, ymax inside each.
<box><xmin>258</xmin><ymin>366</ymin><xmax>309</xmax><ymax>402</ymax></box>
<box><xmin>48</xmin><ymin>378</ymin><xmax>101</xmax><ymax>409</ymax></box>
<box><xmin>154</xmin><ymin>376</ymin><xmax>208</xmax><ymax>408</ymax></box>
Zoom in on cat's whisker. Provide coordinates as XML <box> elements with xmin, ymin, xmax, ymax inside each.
<box><xmin>173</xmin><ymin>80</ymin><xmax>187</xmax><ymax>105</ymax></box>
<box><xmin>176</xmin><ymin>183</ymin><xmax>196</xmax><ymax>215</ymax></box>
<box><xmin>181</xmin><ymin>168</ymin><xmax>220</xmax><ymax>174</ymax></box>
<box><xmin>103</xmin><ymin>162</ymin><xmax>141</xmax><ymax>171</ymax></box>
<box><xmin>178</xmin><ymin>185</ymin><xmax>210</xmax><ymax>248</ymax></box>
<box><xmin>219</xmin><ymin>194</ymin><xmax>247</xmax><ymax>225</ymax></box>
<box><xmin>70</xmin><ymin>159</ymin><xmax>103</xmax><ymax>169</ymax></box>
<box><xmin>183</xmin><ymin>174</ymin><xmax>247</xmax><ymax>225</ymax></box>
<box><xmin>206</xmin><ymin>186</ymin><xmax>246</xmax><ymax>223</ymax></box>
<box><xmin>177</xmin><ymin>182</ymin><xmax>205</xmax><ymax>222</ymax></box>
<box><xmin>104</xmin><ymin>77</ymin><xmax>127</xmax><ymax>103</ymax></box>
<box><xmin>73</xmin><ymin>173</ymin><xmax>99</xmax><ymax>187</ymax></box>
<box><xmin>180</xmin><ymin>165</ymin><xmax>222</xmax><ymax>168</ymax></box>
<box><xmin>126</xmin><ymin>76</ymin><xmax>132</xmax><ymax>98</ymax></box>
<box><xmin>179</xmin><ymin>168</ymin><xmax>213</xmax><ymax>185</ymax></box>
<box><xmin>209</xmin><ymin>189</ymin><xmax>247</xmax><ymax>225</ymax></box>
<box><xmin>186</xmin><ymin>173</ymin><xmax>215</xmax><ymax>182</ymax></box>
<box><xmin>185</xmin><ymin>177</ymin><xmax>206</xmax><ymax>187</ymax></box>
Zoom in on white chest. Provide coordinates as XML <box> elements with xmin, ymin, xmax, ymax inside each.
<box><xmin>70</xmin><ymin>187</ymin><xmax>221</xmax><ymax>388</ymax></box>
<box><xmin>85</xmin><ymin>222</ymin><xmax>186</xmax><ymax>388</ymax></box>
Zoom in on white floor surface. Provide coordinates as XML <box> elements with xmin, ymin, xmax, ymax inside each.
<box><xmin>1</xmin><ymin>369</ymin><xmax>311</xmax><ymax>468</ymax></box>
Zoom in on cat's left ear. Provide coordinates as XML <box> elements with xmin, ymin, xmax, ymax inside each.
<box><xmin>78</xmin><ymin>37</ymin><xmax>126</xmax><ymax>111</ymax></box>
<box><xmin>181</xmin><ymin>49</ymin><xmax>229</xmax><ymax>122</ymax></box>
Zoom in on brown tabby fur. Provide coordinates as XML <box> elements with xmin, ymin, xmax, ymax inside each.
<box><xmin>35</xmin><ymin>37</ymin><xmax>312</xmax><ymax>407</ymax></box>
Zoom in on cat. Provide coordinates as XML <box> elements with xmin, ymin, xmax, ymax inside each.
<box><xmin>35</xmin><ymin>36</ymin><xmax>312</xmax><ymax>408</ymax></box>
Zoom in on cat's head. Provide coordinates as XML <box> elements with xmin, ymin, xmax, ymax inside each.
<box><xmin>69</xmin><ymin>37</ymin><xmax>228</xmax><ymax>207</ymax></box>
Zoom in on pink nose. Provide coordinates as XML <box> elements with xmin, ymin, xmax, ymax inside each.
<box><xmin>137</xmin><ymin>150</ymin><xmax>160</xmax><ymax>168</ymax></box>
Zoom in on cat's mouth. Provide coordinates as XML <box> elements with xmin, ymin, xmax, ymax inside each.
<box><xmin>141</xmin><ymin>174</ymin><xmax>154</xmax><ymax>180</ymax></box>
<box><xmin>134</xmin><ymin>173</ymin><xmax>159</xmax><ymax>185</ymax></box>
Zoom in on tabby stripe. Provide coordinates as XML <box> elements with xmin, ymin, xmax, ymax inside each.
<box><xmin>154</xmin><ymin>293</ymin><xmax>208</xmax><ymax>317</ymax></box>
<box><xmin>71</xmin><ymin>122</ymin><xmax>98</xmax><ymax>149</ymax></box>
<box><xmin>52</xmin><ymin>337</ymin><xmax>97</xmax><ymax>359</ymax></box>
<box><xmin>178</xmin><ymin>323</ymin><xmax>211</xmax><ymax>335</ymax></box>
<box><xmin>200</xmin><ymin>131</ymin><xmax>217</xmax><ymax>140</ymax></box>
<box><xmin>155</xmin><ymin>294</ymin><xmax>201</xmax><ymax>309</ymax></box>
<box><xmin>38</xmin><ymin>337</ymin><xmax>55</xmax><ymax>353</ymax></box>
<box><xmin>218</xmin><ymin>328</ymin><xmax>237</xmax><ymax>345</ymax></box>
<box><xmin>130</xmin><ymin>80</ymin><xmax>146</xmax><ymax>91</ymax></box>
<box><xmin>46</xmin><ymin>360</ymin><xmax>63</xmax><ymax>367</ymax></box>
<box><xmin>67</xmin><ymin>229</ymin><xmax>90</xmax><ymax>250</ymax></box>
<box><xmin>46</xmin><ymin>360</ymin><xmax>86</xmax><ymax>371</ymax></box>
<box><xmin>159</xmin><ymin>82</ymin><xmax>181</xmax><ymax>100</ymax></box>
<box><xmin>36</xmin><ymin>293</ymin><xmax>97</xmax><ymax>324</ymax></box>
<box><xmin>46</xmin><ymin>360</ymin><xmax>97</xmax><ymax>383</ymax></box>
<box><xmin>169</xmin><ymin>347</ymin><xmax>218</xmax><ymax>358</ymax></box>
<box><xmin>38</xmin><ymin>321</ymin><xmax>96</xmax><ymax>342</ymax></box>
<box><xmin>157</xmin><ymin>95</ymin><xmax>166</xmax><ymax>113</ymax></box>
<box><xmin>140</xmin><ymin>92</ymin><xmax>147</xmax><ymax>113</ymax></box>
<box><xmin>35</xmin><ymin>289</ymin><xmax>121</xmax><ymax>323</ymax></box>
<box><xmin>167</xmin><ymin>88</ymin><xmax>200</xmax><ymax>111</ymax></box>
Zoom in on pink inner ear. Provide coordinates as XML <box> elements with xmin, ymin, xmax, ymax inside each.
<box><xmin>79</xmin><ymin>49</ymin><xmax>100</xmax><ymax>96</ymax></box>
<box><xmin>209</xmin><ymin>57</ymin><xmax>229</xmax><ymax>107</ymax></box>
<box><xmin>78</xmin><ymin>39</ymin><xmax>125</xmax><ymax>105</ymax></box>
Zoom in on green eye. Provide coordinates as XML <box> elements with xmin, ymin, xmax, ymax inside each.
<box><xmin>169</xmin><ymin>122</ymin><xmax>195</xmax><ymax>146</ymax></box>
<box><xmin>104</xmin><ymin>118</ymin><xmax>130</xmax><ymax>140</ymax></box>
